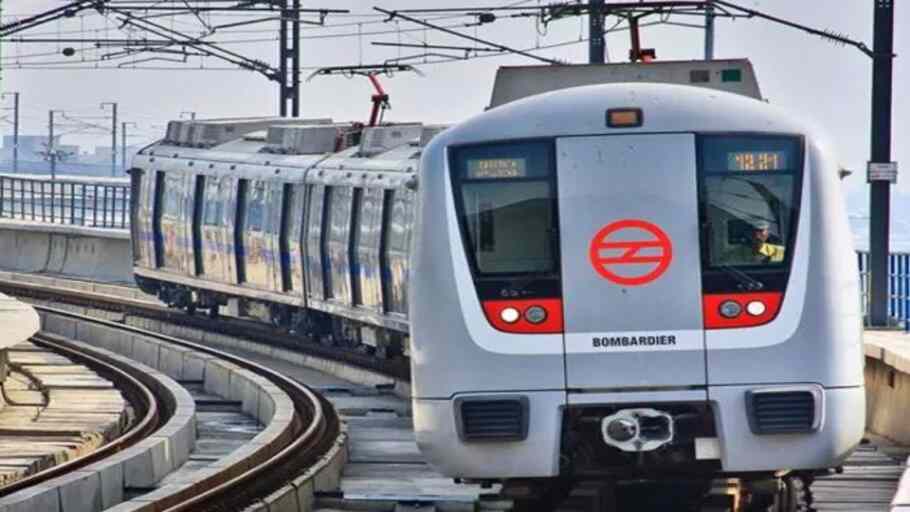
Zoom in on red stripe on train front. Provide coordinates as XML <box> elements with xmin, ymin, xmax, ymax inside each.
<box><xmin>703</xmin><ymin>292</ymin><xmax>783</xmax><ymax>329</ymax></box>
<box><xmin>482</xmin><ymin>298</ymin><xmax>564</xmax><ymax>334</ymax></box>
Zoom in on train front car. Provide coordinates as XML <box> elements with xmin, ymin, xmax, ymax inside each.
<box><xmin>410</xmin><ymin>83</ymin><xmax>864</xmax><ymax>501</ymax></box>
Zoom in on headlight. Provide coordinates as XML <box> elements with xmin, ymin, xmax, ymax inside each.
<box><xmin>719</xmin><ymin>300</ymin><xmax>742</xmax><ymax>319</ymax></box>
<box><xmin>525</xmin><ymin>306</ymin><xmax>548</xmax><ymax>324</ymax></box>
<box><xmin>745</xmin><ymin>300</ymin><xmax>767</xmax><ymax>316</ymax></box>
<box><xmin>500</xmin><ymin>307</ymin><xmax>521</xmax><ymax>324</ymax></box>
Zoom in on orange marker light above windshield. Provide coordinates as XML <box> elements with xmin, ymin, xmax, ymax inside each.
<box><xmin>606</xmin><ymin>108</ymin><xmax>643</xmax><ymax>128</ymax></box>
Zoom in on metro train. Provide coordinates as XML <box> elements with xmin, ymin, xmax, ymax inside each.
<box><xmin>130</xmin><ymin>118</ymin><xmax>439</xmax><ymax>356</ymax></box>
<box><xmin>131</xmin><ymin>60</ymin><xmax>864</xmax><ymax>510</ymax></box>
<box><xmin>410</xmin><ymin>80</ymin><xmax>864</xmax><ymax>509</ymax></box>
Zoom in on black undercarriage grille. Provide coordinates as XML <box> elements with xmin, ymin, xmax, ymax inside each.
<box><xmin>457</xmin><ymin>398</ymin><xmax>528</xmax><ymax>442</ymax></box>
<box><xmin>747</xmin><ymin>390</ymin><xmax>816</xmax><ymax>434</ymax></box>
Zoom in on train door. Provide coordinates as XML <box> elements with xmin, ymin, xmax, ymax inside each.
<box><xmin>277</xmin><ymin>183</ymin><xmax>295</xmax><ymax>292</ymax></box>
<box><xmin>266</xmin><ymin>182</ymin><xmax>288</xmax><ymax>292</ymax></box>
<box><xmin>353</xmin><ymin>187</ymin><xmax>384</xmax><ymax>312</ymax></box>
<box><xmin>200</xmin><ymin>176</ymin><xmax>228</xmax><ymax>282</ymax></box>
<box><xmin>134</xmin><ymin>169</ymin><xmax>157</xmax><ymax>269</ymax></box>
<box><xmin>381</xmin><ymin>189</ymin><xmax>414</xmax><ymax>318</ymax></box>
<box><xmin>325</xmin><ymin>186</ymin><xmax>354</xmax><ymax>305</ymax></box>
<box><xmin>287</xmin><ymin>184</ymin><xmax>306</xmax><ymax>294</ymax></box>
<box><xmin>156</xmin><ymin>170</ymin><xmax>190</xmax><ymax>274</ymax></box>
<box><xmin>239</xmin><ymin>179</ymin><xmax>272</xmax><ymax>288</ymax></box>
<box><xmin>556</xmin><ymin>134</ymin><xmax>707</xmax><ymax>391</ymax></box>
<box><xmin>141</xmin><ymin>170</ymin><xmax>157</xmax><ymax>268</ymax></box>
<box><xmin>304</xmin><ymin>184</ymin><xmax>328</xmax><ymax>301</ymax></box>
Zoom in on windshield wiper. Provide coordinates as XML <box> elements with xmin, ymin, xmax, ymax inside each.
<box><xmin>716</xmin><ymin>264</ymin><xmax>765</xmax><ymax>292</ymax></box>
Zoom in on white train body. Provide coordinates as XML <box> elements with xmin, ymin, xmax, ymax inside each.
<box><xmin>410</xmin><ymin>81</ymin><xmax>864</xmax><ymax>481</ymax></box>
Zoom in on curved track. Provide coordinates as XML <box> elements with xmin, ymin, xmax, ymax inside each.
<box><xmin>0</xmin><ymin>332</ymin><xmax>162</xmax><ymax>497</ymax></box>
<box><xmin>1</xmin><ymin>300</ymin><xmax>341</xmax><ymax>512</ymax></box>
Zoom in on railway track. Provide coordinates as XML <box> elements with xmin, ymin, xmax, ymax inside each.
<box><xmin>0</xmin><ymin>274</ymin><xmax>905</xmax><ymax>512</ymax></box>
<box><xmin>0</xmin><ymin>295</ymin><xmax>342</xmax><ymax>511</ymax></box>
<box><xmin>0</xmin><ymin>333</ymin><xmax>162</xmax><ymax>497</ymax></box>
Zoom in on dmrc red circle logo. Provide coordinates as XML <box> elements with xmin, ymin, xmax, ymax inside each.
<box><xmin>588</xmin><ymin>219</ymin><xmax>673</xmax><ymax>286</ymax></box>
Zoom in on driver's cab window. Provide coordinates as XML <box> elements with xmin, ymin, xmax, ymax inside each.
<box><xmin>698</xmin><ymin>135</ymin><xmax>801</xmax><ymax>269</ymax></box>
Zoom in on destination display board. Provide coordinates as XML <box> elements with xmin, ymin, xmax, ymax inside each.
<box><xmin>466</xmin><ymin>158</ymin><xmax>528</xmax><ymax>179</ymax></box>
<box><xmin>727</xmin><ymin>151</ymin><xmax>788</xmax><ymax>172</ymax></box>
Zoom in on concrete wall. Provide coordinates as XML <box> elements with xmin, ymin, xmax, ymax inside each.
<box><xmin>864</xmin><ymin>333</ymin><xmax>910</xmax><ymax>446</ymax></box>
<box><xmin>0</xmin><ymin>221</ymin><xmax>131</xmax><ymax>283</ymax></box>
<box><xmin>865</xmin><ymin>356</ymin><xmax>910</xmax><ymax>445</ymax></box>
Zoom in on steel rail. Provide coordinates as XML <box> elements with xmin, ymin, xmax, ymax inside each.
<box><xmin>0</xmin><ymin>332</ymin><xmax>163</xmax><ymax>496</ymax></box>
<box><xmin>26</xmin><ymin>303</ymin><xmax>339</xmax><ymax>511</ymax></box>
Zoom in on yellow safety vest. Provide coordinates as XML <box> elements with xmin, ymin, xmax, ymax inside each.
<box><xmin>727</xmin><ymin>243</ymin><xmax>785</xmax><ymax>264</ymax></box>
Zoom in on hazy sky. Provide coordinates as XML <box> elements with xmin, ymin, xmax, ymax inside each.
<box><xmin>1</xmin><ymin>0</ymin><xmax>906</xmax><ymax>205</ymax></box>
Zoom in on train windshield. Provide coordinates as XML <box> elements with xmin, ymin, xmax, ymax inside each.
<box><xmin>450</xmin><ymin>141</ymin><xmax>558</xmax><ymax>277</ymax></box>
<box><xmin>698</xmin><ymin>135</ymin><xmax>803</xmax><ymax>290</ymax></box>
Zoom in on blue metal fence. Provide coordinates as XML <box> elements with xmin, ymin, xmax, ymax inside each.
<box><xmin>857</xmin><ymin>250</ymin><xmax>910</xmax><ymax>329</ymax></box>
<box><xmin>0</xmin><ymin>174</ymin><xmax>130</xmax><ymax>229</ymax></box>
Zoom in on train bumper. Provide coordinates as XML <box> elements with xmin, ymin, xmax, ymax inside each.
<box><xmin>413</xmin><ymin>391</ymin><xmax>565</xmax><ymax>479</ymax></box>
<box><xmin>710</xmin><ymin>384</ymin><xmax>865</xmax><ymax>472</ymax></box>
<box><xmin>413</xmin><ymin>385</ymin><xmax>864</xmax><ymax>480</ymax></box>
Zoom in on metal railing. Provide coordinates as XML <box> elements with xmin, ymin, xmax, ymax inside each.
<box><xmin>858</xmin><ymin>250</ymin><xmax>910</xmax><ymax>330</ymax></box>
<box><xmin>0</xmin><ymin>175</ymin><xmax>130</xmax><ymax>229</ymax></box>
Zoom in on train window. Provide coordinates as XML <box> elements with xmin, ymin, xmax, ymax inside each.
<box><xmin>305</xmin><ymin>184</ymin><xmax>328</xmax><ymax>300</ymax></box>
<box><xmin>697</xmin><ymin>135</ymin><xmax>803</xmax><ymax>291</ymax></box>
<box><xmin>386</xmin><ymin>190</ymin><xmax>414</xmax><ymax>253</ymax></box>
<box><xmin>382</xmin><ymin>189</ymin><xmax>413</xmax><ymax>315</ymax></box>
<box><xmin>246</xmin><ymin>181</ymin><xmax>266</xmax><ymax>232</ymax></box>
<box><xmin>203</xmin><ymin>178</ymin><xmax>222</xmax><ymax>226</ymax></box>
<box><xmin>450</xmin><ymin>141</ymin><xmax>557</xmax><ymax>276</ymax></box>
<box><xmin>162</xmin><ymin>173</ymin><xmax>184</xmax><ymax>220</ymax></box>
<box><xmin>326</xmin><ymin>186</ymin><xmax>354</xmax><ymax>302</ymax></box>
<box><xmin>268</xmin><ymin>184</ymin><xmax>284</xmax><ymax>235</ymax></box>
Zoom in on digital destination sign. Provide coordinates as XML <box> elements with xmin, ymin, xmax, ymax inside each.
<box><xmin>727</xmin><ymin>151</ymin><xmax>788</xmax><ymax>172</ymax></box>
<box><xmin>466</xmin><ymin>158</ymin><xmax>528</xmax><ymax>179</ymax></box>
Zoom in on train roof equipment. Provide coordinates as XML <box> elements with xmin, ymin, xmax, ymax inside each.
<box><xmin>489</xmin><ymin>58</ymin><xmax>762</xmax><ymax>108</ymax></box>
<box><xmin>164</xmin><ymin>117</ymin><xmax>333</xmax><ymax>148</ymax></box>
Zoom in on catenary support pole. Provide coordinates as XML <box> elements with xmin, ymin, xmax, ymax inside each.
<box><xmin>12</xmin><ymin>93</ymin><xmax>18</xmax><ymax>173</ymax></box>
<box><xmin>279</xmin><ymin>1</ymin><xmax>289</xmax><ymax>116</ymax></box>
<box><xmin>589</xmin><ymin>0</ymin><xmax>605</xmax><ymax>64</ymax></box>
<box><xmin>868</xmin><ymin>0</ymin><xmax>895</xmax><ymax>326</ymax></box>
<box><xmin>292</xmin><ymin>0</ymin><xmax>301</xmax><ymax>117</ymax></box>
<box><xmin>48</xmin><ymin>110</ymin><xmax>56</xmax><ymax>180</ymax></box>
<box><xmin>704</xmin><ymin>2</ymin><xmax>715</xmax><ymax>60</ymax></box>
<box><xmin>111</xmin><ymin>103</ymin><xmax>118</xmax><ymax>176</ymax></box>
<box><xmin>121</xmin><ymin>122</ymin><xmax>130</xmax><ymax>171</ymax></box>
<box><xmin>1</xmin><ymin>92</ymin><xmax>20</xmax><ymax>172</ymax></box>
<box><xmin>101</xmin><ymin>102</ymin><xmax>118</xmax><ymax>176</ymax></box>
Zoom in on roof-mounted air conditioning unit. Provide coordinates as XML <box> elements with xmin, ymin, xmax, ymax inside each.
<box><xmin>162</xmin><ymin>116</ymin><xmax>332</xmax><ymax>148</ymax></box>
<box><xmin>263</xmin><ymin>125</ymin><xmax>339</xmax><ymax>154</ymax></box>
<box><xmin>359</xmin><ymin>124</ymin><xmax>424</xmax><ymax>157</ymax></box>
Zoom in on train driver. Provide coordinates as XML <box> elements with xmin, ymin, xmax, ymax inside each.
<box><xmin>727</xmin><ymin>220</ymin><xmax>785</xmax><ymax>264</ymax></box>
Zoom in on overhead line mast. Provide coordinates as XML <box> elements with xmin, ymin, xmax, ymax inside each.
<box><xmin>0</xmin><ymin>1</ymin><xmax>349</xmax><ymax>118</ymax></box>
